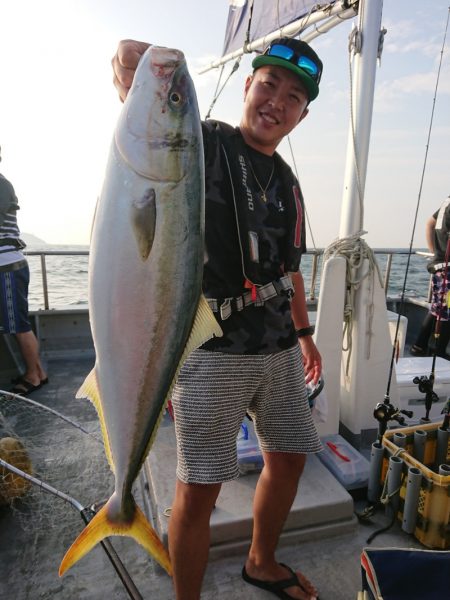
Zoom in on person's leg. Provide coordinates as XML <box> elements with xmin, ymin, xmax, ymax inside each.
<box><xmin>1</xmin><ymin>264</ymin><xmax>47</xmax><ymax>388</ymax></box>
<box><xmin>14</xmin><ymin>330</ymin><xmax>47</xmax><ymax>384</ymax></box>
<box><xmin>169</xmin><ymin>349</ymin><xmax>259</xmax><ymax>598</ymax></box>
<box><xmin>168</xmin><ymin>480</ymin><xmax>221</xmax><ymax>600</ymax></box>
<box><xmin>244</xmin><ymin>451</ymin><xmax>317</xmax><ymax>600</ymax></box>
<box><xmin>243</xmin><ymin>346</ymin><xmax>321</xmax><ymax>599</ymax></box>
<box><xmin>412</xmin><ymin>312</ymin><xmax>435</xmax><ymax>354</ymax></box>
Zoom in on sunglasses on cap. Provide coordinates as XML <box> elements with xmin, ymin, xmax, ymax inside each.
<box><xmin>265</xmin><ymin>43</ymin><xmax>322</xmax><ymax>83</ymax></box>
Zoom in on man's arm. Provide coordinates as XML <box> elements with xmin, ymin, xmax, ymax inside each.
<box><xmin>425</xmin><ymin>215</ymin><xmax>437</xmax><ymax>254</ymax></box>
<box><xmin>290</xmin><ymin>270</ymin><xmax>322</xmax><ymax>385</ymax></box>
<box><xmin>0</xmin><ymin>176</ymin><xmax>17</xmax><ymax>228</ymax></box>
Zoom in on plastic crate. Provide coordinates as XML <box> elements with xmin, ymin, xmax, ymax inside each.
<box><xmin>381</xmin><ymin>422</ymin><xmax>450</xmax><ymax>549</ymax></box>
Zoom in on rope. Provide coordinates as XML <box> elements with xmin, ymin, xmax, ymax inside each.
<box><xmin>323</xmin><ymin>231</ymin><xmax>383</xmax><ymax>373</ymax></box>
<box><xmin>204</xmin><ymin>59</ymin><xmax>241</xmax><ymax>120</ymax></box>
<box><xmin>363</xmin><ymin>447</ymin><xmax>406</xmax><ymax>544</ymax></box>
<box><xmin>378</xmin><ymin>447</ymin><xmax>405</xmax><ymax>506</ymax></box>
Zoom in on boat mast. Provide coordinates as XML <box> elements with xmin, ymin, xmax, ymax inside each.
<box><xmin>332</xmin><ymin>0</ymin><xmax>398</xmax><ymax>446</ymax></box>
<box><xmin>339</xmin><ymin>0</ymin><xmax>384</xmax><ymax>237</ymax></box>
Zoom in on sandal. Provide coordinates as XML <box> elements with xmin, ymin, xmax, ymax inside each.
<box><xmin>242</xmin><ymin>562</ymin><xmax>319</xmax><ymax>599</ymax></box>
<box><xmin>9</xmin><ymin>376</ymin><xmax>48</xmax><ymax>396</ymax></box>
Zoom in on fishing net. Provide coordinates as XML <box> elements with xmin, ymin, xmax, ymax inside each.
<box><xmin>0</xmin><ymin>389</ymin><xmax>112</xmax><ymax>535</ymax></box>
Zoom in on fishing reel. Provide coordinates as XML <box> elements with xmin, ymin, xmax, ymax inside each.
<box><xmin>413</xmin><ymin>375</ymin><xmax>439</xmax><ymax>421</ymax></box>
<box><xmin>373</xmin><ymin>397</ymin><xmax>413</xmax><ymax>440</ymax></box>
<box><xmin>413</xmin><ymin>375</ymin><xmax>439</xmax><ymax>400</ymax></box>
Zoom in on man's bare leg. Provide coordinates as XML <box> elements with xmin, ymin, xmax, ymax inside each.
<box><xmin>14</xmin><ymin>330</ymin><xmax>47</xmax><ymax>385</ymax></box>
<box><xmin>168</xmin><ymin>479</ymin><xmax>221</xmax><ymax>600</ymax></box>
<box><xmin>244</xmin><ymin>451</ymin><xmax>318</xmax><ymax>600</ymax></box>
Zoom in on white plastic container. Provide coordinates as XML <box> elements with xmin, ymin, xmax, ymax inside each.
<box><xmin>395</xmin><ymin>356</ymin><xmax>450</xmax><ymax>423</ymax></box>
<box><xmin>236</xmin><ymin>417</ymin><xmax>264</xmax><ymax>475</ymax></box>
<box><xmin>318</xmin><ymin>434</ymin><xmax>370</xmax><ymax>490</ymax></box>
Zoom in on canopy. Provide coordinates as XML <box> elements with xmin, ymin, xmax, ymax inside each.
<box><xmin>222</xmin><ymin>0</ymin><xmax>341</xmax><ymax>54</ymax></box>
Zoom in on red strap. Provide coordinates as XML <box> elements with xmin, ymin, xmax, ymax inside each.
<box><xmin>244</xmin><ymin>279</ymin><xmax>258</xmax><ymax>302</ymax></box>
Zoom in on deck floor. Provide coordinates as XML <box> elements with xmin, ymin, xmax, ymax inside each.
<box><xmin>0</xmin><ymin>357</ymin><xmax>424</xmax><ymax>600</ymax></box>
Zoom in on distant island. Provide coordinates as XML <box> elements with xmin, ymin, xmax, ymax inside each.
<box><xmin>21</xmin><ymin>232</ymin><xmax>47</xmax><ymax>247</ymax></box>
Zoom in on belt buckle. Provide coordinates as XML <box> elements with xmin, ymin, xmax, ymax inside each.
<box><xmin>231</xmin><ymin>296</ymin><xmax>244</xmax><ymax>312</ymax></box>
<box><xmin>220</xmin><ymin>299</ymin><xmax>232</xmax><ymax>320</ymax></box>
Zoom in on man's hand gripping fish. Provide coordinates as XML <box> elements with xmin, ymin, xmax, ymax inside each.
<box><xmin>59</xmin><ymin>46</ymin><xmax>222</xmax><ymax>577</ymax></box>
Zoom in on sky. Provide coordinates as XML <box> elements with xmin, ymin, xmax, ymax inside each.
<box><xmin>0</xmin><ymin>0</ymin><xmax>449</xmax><ymax>249</ymax></box>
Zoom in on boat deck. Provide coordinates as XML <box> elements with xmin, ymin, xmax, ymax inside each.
<box><xmin>0</xmin><ymin>356</ymin><xmax>425</xmax><ymax>600</ymax></box>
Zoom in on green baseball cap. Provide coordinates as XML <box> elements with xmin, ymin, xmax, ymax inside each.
<box><xmin>252</xmin><ymin>37</ymin><xmax>323</xmax><ymax>102</ymax></box>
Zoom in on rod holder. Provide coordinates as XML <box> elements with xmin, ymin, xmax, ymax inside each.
<box><xmin>401</xmin><ymin>467</ymin><xmax>422</xmax><ymax>534</ymax></box>
<box><xmin>367</xmin><ymin>441</ymin><xmax>384</xmax><ymax>503</ymax></box>
<box><xmin>386</xmin><ymin>455</ymin><xmax>403</xmax><ymax>517</ymax></box>
<box><xmin>393</xmin><ymin>431</ymin><xmax>407</xmax><ymax>448</ymax></box>
<box><xmin>434</xmin><ymin>427</ymin><xmax>449</xmax><ymax>470</ymax></box>
<box><xmin>413</xmin><ymin>429</ymin><xmax>427</xmax><ymax>464</ymax></box>
<box><xmin>438</xmin><ymin>463</ymin><xmax>450</xmax><ymax>476</ymax></box>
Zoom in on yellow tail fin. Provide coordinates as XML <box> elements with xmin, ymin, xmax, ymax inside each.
<box><xmin>59</xmin><ymin>497</ymin><xmax>172</xmax><ymax>576</ymax></box>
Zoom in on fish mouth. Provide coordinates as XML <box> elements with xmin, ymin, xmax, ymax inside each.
<box><xmin>149</xmin><ymin>47</ymin><xmax>185</xmax><ymax>79</ymax></box>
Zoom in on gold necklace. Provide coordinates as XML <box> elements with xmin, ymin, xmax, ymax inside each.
<box><xmin>248</xmin><ymin>160</ymin><xmax>275</xmax><ymax>203</ymax></box>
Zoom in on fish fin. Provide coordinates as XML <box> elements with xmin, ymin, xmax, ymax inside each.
<box><xmin>75</xmin><ymin>368</ymin><xmax>115</xmax><ymax>472</ymax></box>
<box><xmin>131</xmin><ymin>188</ymin><xmax>156</xmax><ymax>260</ymax></box>
<box><xmin>59</xmin><ymin>496</ymin><xmax>172</xmax><ymax>577</ymax></box>
<box><xmin>184</xmin><ymin>293</ymin><xmax>223</xmax><ymax>355</ymax></box>
<box><xmin>165</xmin><ymin>294</ymin><xmax>222</xmax><ymax>410</ymax></box>
<box><xmin>141</xmin><ymin>294</ymin><xmax>222</xmax><ymax>459</ymax></box>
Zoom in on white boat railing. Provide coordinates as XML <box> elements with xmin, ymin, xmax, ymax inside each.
<box><xmin>24</xmin><ymin>248</ymin><xmax>431</xmax><ymax>311</ymax></box>
<box><xmin>25</xmin><ymin>249</ymin><xmax>89</xmax><ymax>311</ymax></box>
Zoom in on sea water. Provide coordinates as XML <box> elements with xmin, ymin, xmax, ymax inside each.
<box><xmin>25</xmin><ymin>245</ymin><xmax>89</xmax><ymax>311</ymax></box>
<box><xmin>24</xmin><ymin>244</ymin><xmax>431</xmax><ymax>311</ymax></box>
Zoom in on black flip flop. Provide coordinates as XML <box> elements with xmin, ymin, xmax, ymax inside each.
<box><xmin>11</xmin><ymin>375</ymin><xmax>49</xmax><ymax>386</ymax></box>
<box><xmin>9</xmin><ymin>376</ymin><xmax>47</xmax><ymax>396</ymax></box>
<box><xmin>242</xmin><ymin>562</ymin><xmax>319</xmax><ymax>599</ymax></box>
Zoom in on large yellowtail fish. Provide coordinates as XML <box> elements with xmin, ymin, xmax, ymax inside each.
<box><xmin>59</xmin><ymin>46</ymin><xmax>222</xmax><ymax>576</ymax></box>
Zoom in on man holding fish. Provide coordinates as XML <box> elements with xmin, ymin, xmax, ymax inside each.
<box><xmin>111</xmin><ymin>37</ymin><xmax>323</xmax><ymax>600</ymax></box>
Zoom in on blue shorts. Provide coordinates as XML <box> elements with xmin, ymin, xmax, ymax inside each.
<box><xmin>0</xmin><ymin>261</ymin><xmax>32</xmax><ymax>334</ymax></box>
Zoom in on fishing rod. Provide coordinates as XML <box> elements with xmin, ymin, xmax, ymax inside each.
<box><xmin>0</xmin><ymin>457</ymin><xmax>144</xmax><ymax>600</ymax></box>
<box><xmin>380</xmin><ymin>5</ymin><xmax>450</xmax><ymax>428</ymax></box>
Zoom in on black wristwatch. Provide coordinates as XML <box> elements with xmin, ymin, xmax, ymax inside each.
<box><xmin>296</xmin><ymin>325</ymin><xmax>315</xmax><ymax>338</ymax></box>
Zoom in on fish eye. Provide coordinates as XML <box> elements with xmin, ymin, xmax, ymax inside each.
<box><xmin>170</xmin><ymin>92</ymin><xmax>182</xmax><ymax>105</ymax></box>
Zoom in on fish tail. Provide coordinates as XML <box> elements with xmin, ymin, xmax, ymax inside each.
<box><xmin>59</xmin><ymin>496</ymin><xmax>172</xmax><ymax>576</ymax></box>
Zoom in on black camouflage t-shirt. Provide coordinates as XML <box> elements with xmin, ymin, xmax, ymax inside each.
<box><xmin>200</xmin><ymin>123</ymin><xmax>299</xmax><ymax>355</ymax></box>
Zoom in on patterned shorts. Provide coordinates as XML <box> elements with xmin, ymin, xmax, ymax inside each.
<box><xmin>431</xmin><ymin>269</ymin><xmax>450</xmax><ymax>320</ymax></box>
<box><xmin>0</xmin><ymin>262</ymin><xmax>31</xmax><ymax>334</ymax></box>
<box><xmin>171</xmin><ymin>344</ymin><xmax>322</xmax><ymax>484</ymax></box>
